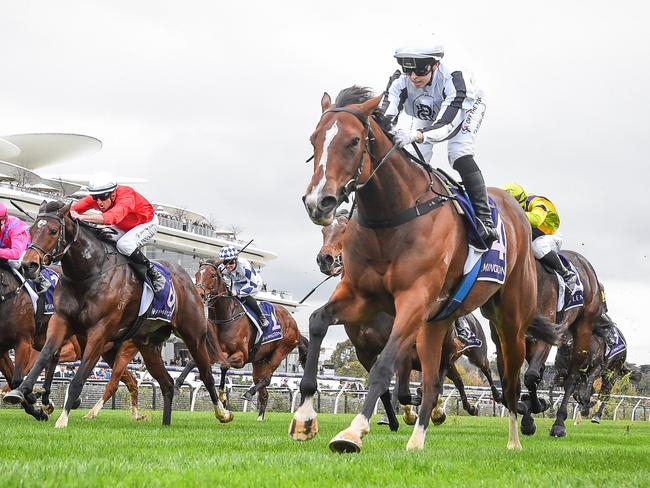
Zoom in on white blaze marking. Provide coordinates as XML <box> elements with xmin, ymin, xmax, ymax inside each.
<box><xmin>305</xmin><ymin>121</ymin><xmax>339</xmax><ymax>206</ymax></box>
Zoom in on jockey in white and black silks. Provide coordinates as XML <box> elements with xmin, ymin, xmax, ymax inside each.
<box><xmin>218</xmin><ymin>245</ymin><xmax>269</xmax><ymax>327</ymax></box>
<box><xmin>383</xmin><ymin>34</ymin><xmax>499</xmax><ymax>248</ymax></box>
<box><xmin>70</xmin><ymin>173</ymin><xmax>166</xmax><ymax>293</ymax></box>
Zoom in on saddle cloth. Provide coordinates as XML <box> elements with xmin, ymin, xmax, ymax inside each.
<box><xmin>555</xmin><ymin>255</ymin><xmax>584</xmax><ymax>313</ymax></box>
<box><xmin>604</xmin><ymin>327</ymin><xmax>626</xmax><ymax>360</ymax></box>
<box><xmin>241</xmin><ymin>300</ymin><xmax>283</xmax><ymax>345</ymax></box>
<box><xmin>138</xmin><ymin>262</ymin><xmax>176</xmax><ymax>322</ymax></box>
<box><xmin>431</xmin><ymin>192</ymin><xmax>507</xmax><ymax>321</ymax></box>
<box><xmin>23</xmin><ymin>267</ymin><xmax>59</xmax><ymax>314</ymax></box>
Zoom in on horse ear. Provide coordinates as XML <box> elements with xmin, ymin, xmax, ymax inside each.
<box><xmin>321</xmin><ymin>92</ymin><xmax>332</xmax><ymax>112</ymax></box>
<box><xmin>358</xmin><ymin>95</ymin><xmax>383</xmax><ymax>117</ymax></box>
<box><xmin>38</xmin><ymin>200</ymin><xmax>47</xmax><ymax>213</ymax></box>
<box><xmin>60</xmin><ymin>203</ymin><xmax>72</xmax><ymax>216</ymax></box>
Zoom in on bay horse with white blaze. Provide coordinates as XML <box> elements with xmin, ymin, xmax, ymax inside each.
<box><xmin>178</xmin><ymin>260</ymin><xmax>308</xmax><ymax>421</ymax></box>
<box><xmin>317</xmin><ymin>210</ymin><xmax>501</xmax><ymax>428</ymax></box>
<box><xmin>2</xmin><ymin>201</ymin><xmax>232</xmax><ymax>427</ymax></box>
<box><xmin>293</xmin><ymin>87</ymin><xmax>550</xmax><ymax>452</ymax></box>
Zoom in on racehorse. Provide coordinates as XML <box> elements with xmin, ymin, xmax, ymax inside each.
<box><xmin>553</xmin><ymin>314</ymin><xmax>640</xmax><ymax>424</ymax></box>
<box><xmin>317</xmin><ymin>210</ymin><xmax>501</xmax><ymax>428</ymax></box>
<box><xmin>182</xmin><ymin>260</ymin><xmax>308</xmax><ymax>421</ymax></box>
<box><xmin>294</xmin><ymin>86</ymin><xmax>553</xmax><ymax>452</ymax></box>
<box><xmin>0</xmin><ymin>260</ymin><xmax>146</xmax><ymax>422</ymax></box>
<box><xmin>518</xmin><ymin>251</ymin><xmax>605</xmax><ymax>437</ymax></box>
<box><xmin>3</xmin><ymin>201</ymin><xmax>232</xmax><ymax>428</ymax></box>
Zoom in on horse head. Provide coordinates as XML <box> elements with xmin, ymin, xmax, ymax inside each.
<box><xmin>195</xmin><ymin>260</ymin><xmax>230</xmax><ymax>303</ymax></box>
<box><xmin>302</xmin><ymin>87</ymin><xmax>382</xmax><ymax>225</ymax></box>
<box><xmin>22</xmin><ymin>200</ymin><xmax>75</xmax><ymax>279</ymax></box>
<box><xmin>317</xmin><ymin>210</ymin><xmax>349</xmax><ymax>276</ymax></box>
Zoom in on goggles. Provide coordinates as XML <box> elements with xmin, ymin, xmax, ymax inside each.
<box><xmin>92</xmin><ymin>192</ymin><xmax>113</xmax><ymax>202</ymax></box>
<box><xmin>398</xmin><ymin>57</ymin><xmax>434</xmax><ymax>76</ymax></box>
<box><xmin>224</xmin><ymin>259</ymin><xmax>237</xmax><ymax>266</ymax></box>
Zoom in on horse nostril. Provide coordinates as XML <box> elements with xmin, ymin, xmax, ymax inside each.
<box><xmin>317</xmin><ymin>254</ymin><xmax>334</xmax><ymax>268</ymax></box>
<box><xmin>318</xmin><ymin>195</ymin><xmax>337</xmax><ymax>213</ymax></box>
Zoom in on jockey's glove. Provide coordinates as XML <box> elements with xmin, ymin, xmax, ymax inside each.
<box><xmin>391</xmin><ymin>128</ymin><xmax>421</xmax><ymax>148</ymax></box>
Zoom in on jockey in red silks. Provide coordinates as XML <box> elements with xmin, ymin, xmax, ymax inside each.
<box><xmin>0</xmin><ymin>201</ymin><xmax>50</xmax><ymax>293</ymax></box>
<box><xmin>70</xmin><ymin>173</ymin><xmax>166</xmax><ymax>292</ymax></box>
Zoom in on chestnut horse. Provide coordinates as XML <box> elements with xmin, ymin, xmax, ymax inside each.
<box><xmin>3</xmin><ymin>201</ymin><xmax>232</xmax><ymax>428</ymax></box>
<box><xmin>518</xmin><ymin>251</ymin><xmax>605</xmax><ymax>437</ymax></box>
<box><xmin>317</xmin><ymin>210</ymin><xmax>501</xmax><ymax>428</ymax></box>
<box><xmin>553</xmin><ymin>315</ymin><xmax>640</xmax><ymax>425</ymax></box>
<box><xmin>182</xmin><ymin>260</ymin><xmax>308</xmax><ymax>421</ymax></box>
<box><xmin>294</xmin><ymin>86</ymin><xmax>549</xmax><ymax>453</ymax></box>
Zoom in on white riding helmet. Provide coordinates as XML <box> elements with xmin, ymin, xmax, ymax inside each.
<box><xmin>394</xmin><ymin>34</ymin><xmax>445</xmax><ymax>70</ymax></box>
<box><xmin>87</xmin><ymin>172</ymin><xmax>118</xmax><ymax>195</ymax></box>
<box><xmin>219</xmin><ymin>246</ymin><xmax>238</xmax><ymax>261</ymax></box>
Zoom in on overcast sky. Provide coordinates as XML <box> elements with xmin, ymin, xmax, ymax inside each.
<box><xmin>2</xmin><ymin>1</ymin><xmax>648</xmax><ymax>363</ymax></box>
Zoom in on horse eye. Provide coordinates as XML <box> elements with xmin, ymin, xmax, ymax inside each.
<box><xmin>49</xmin><ymin>228</ymin><xmax>57</xmax><ymax>235</ymax></box>
<box><xmin>350</xmin><ymin>137</ymin><xmax>360</xmax><ymax>147</ymax></box>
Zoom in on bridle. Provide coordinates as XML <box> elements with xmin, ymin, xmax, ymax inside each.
<box><xmin>27</xmin><ymin>212</ymin><xmax>80</xmax><ymax>267</ymax></box>
<box><xmin>195</xmin><ymin>262</ymin><xmax>246</xmax><ymax>325</ymax></box>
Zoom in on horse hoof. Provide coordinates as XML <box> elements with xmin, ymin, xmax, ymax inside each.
<box><xmin>289</xmin><ymin>416</ymin><xmax>319</xmax><ymax>441</ymax></box>
<box><xmin>136</xmin><ymin>414</ymin><xmax>149</xmax><ymax>422</ymax></box>
<box><xmin>173</xmin><ymin>386</ymin><xmax>182</xmax><ymax>397</ymax></box>
<box><xmin>219</xmin><ymin>411</ymin><xmax>234</xmax><ymax>424</ymax></box>
<box><xmin>242</xmin><ymin>392</ymin><xmax>253</xmax><ymax>402</ymax></box>
<box><xmin>37</xmin><ymin>410</ymin><xmax>49</xmax><ymax>422</ymax></box>
<box><xmin>389</xmin><ymin>420</ymin><xmax>399</xmax><ymax>432</ymax></box>
<box><xmin>431</xmin><ymin>412</ymin><xmax>446</xmax><ymax>426</ymax></box>
<box><xmin>591</xmin><ymin>417</ymin><xmax>601</xmax><ymax>424</ymax></box>
<box><xmin>44</xmin><ymin>402</ymin><xmax>55</xmax><ymax>415</ymax></box>
<box><xmin>517</xmin><ymin>401</ymin><xmax>529</xmax><ymax>415</ymax></box>
<box><xmin>377</xmin><ymin>416</ymin><xmax>390</xmax><ymax>426</ymax></box>
<box><xmin>256</xmin><ymin>415</ymin><xmax>265</xmax><ymax>422</ymax></box>
<box><xmin>550</xmin><ymin>425</ymin><xmax>567</xmax><ymax>438</ymax></box>
<box><xmin>468</xmin><ymin>405</ymin><xmax>479</xmax><ymax>416</ymax></box>
<box><xmin>402</xmin><ymin>408</ymin><xmax>417</xmax><ymax>426</ymax></box>
<box><xmin>521</xmin><ymin>415</ymin><xmax>536</xmax><ymax>436</ymax></box>
<box><xmin>329</xmin><ymin>433</ymin><xmax>362</xmax><ymax>454</ymax></box>
<box><xmin>71</xmin><ymin>398</ymin><xmax>82</xmax><ymax>410</ymax></box>
<box><xmin>2</xmin><ymin>390</ymin><xmax>25</xmax><ymax>406</ymax></box>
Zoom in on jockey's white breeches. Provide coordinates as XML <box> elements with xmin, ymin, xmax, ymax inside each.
<box><xmin>110</xmin><ymin>214</ymin><xmax>159</xmax><ymax>256</ymax></box>
<box><xmin>532</xmin><ymin>232</ymin><xmax>562</xmax><ymax>259</ymax></box>
<box><xmin>409</xmin><ymin>97</ymin><xmax>487</xmax><ymax>167</ymax></box>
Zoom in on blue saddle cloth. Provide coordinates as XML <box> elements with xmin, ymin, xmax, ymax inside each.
<box><xmin>27</xmin><ymin>267</ymin><xmax>59</xmax><ymax>315</ymax></box>
<box><xmin>242</xmin><ymin>300</ymin><xmax>283</xmax><ymax>345</ymax></box>
<box><xmin>605</xmin><ymin>327</ymin><xmax>626</xmax><ymax>360</ymax></box>
<box><xmin>558</xmin><ymin>255</ymin><xmax>584</xmax><ymax>312</ymax></box>
<box><xmin>145</xmin><ymin>263</ymin><xmax>176</xmax><ymax>322</ymax></box>
<box><xmin>432</xmin><ymin>190</ymin><xmax>507</xmax><ymax>321</ymax></box>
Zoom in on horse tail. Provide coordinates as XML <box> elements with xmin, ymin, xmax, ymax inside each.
<box><xmin>526</xmin><ymin>314</ymin><xmax>561</xmax><ymax>345</ymax></box>
<box><xmin>297</xmin><ymin>333</ymin><xmax>309</xmax><ymax>369</ymax></box>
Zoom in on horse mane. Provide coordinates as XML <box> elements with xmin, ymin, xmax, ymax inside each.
<box><xmin>335</xmin><ymin>85</ymin><xmax>395</xmax><ymax>138</ymax></box>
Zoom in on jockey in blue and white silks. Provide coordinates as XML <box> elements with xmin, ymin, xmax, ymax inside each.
<box><xmin>383</xmin><ymin>35</ymin><xmax>499</xmax><ymax>247</ymax></box>
<box><xmin>219</xmin><ymin>246</ymin><xmax>268</xmax><ymax>327</ymax></box>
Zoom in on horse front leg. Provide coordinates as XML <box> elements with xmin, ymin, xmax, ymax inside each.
<box><xmin>550</xmin><ymin>321</ymin><xmax>592</xmax><ymax>438</ymax></box>
<box><xmin>218</xmin><ymin>366</ymin><xmax>229</xmax><ymax>406</ymax></box>
<box><xmin>3</xmin><ymin>316</ymin><xmax>68</xmax><ymax>418</ymax></box>
<box><xmin>173</xmin><ymin>359</ymin><xmax>196</xmax><ymax>395</ymax></box>
<box><xmin>447</xmin><ymin>362</ymin><xmax>477</xmax><ymax>416</ymax></box>
<box><xmin>137</xmin><ymin>341</ymin><xmax>176</xmax><ymax>426</ymax></box>
<box><xmin>40</xmin><ymin>350</ymin><xmax>61</xmax><ymax>416</ymax></box>
<box><xmin>591</xmin><ymin>370</ymin><xmax>615</xmax><ymax>424</ymax></box>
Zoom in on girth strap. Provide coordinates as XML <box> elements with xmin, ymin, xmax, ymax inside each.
<box><xmin>357</xmin><ymin>195</ymin><xmax>448</xmax><ymax>229</ymax></box>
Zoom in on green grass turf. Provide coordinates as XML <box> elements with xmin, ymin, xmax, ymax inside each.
<box><xmin>0</xmin><ymin>409</ymin><xmax>647</xmax><ymax>487</ymax></box>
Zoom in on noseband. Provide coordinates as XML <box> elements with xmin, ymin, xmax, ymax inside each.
<box><xmin>28</xmin><ymin>212</ymin><xmax>80</xmax><ymax>266</ymax></box>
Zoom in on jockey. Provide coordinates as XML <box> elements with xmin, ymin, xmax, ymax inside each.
<box><xmin>0</xmin><ymin>202</ymin><xmax>50</xmax><ymax>293</ymax></box>
<box><xmin>70</xmin><ymin>173</ymin><xmax>166</xmax><ymax>293</ymax></box>
<box><xmin>218</xmin><ymin>245</ymin><xmax>268</xmax><ymax>327</ymax></box>
<box><xmin>383</xmin><ymin>35</ymin><xmax>499</xmax><ymax>247</ymax></box>
<box><xmin>455</xmin><ymin>315</ymin><xmax>482</xmax><ymax>353</ymax></box>
<box><xmin>503</xmin><ymin>183</ymin><xmax>578</xmax><ymax>293</ymax></box>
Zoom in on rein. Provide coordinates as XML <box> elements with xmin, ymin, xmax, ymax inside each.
<box><xmin>28</xmin><ymin>212</ymin><xmax>80</xmax><ymax>265</ymax></box>
<box><xmin>196</xmin><ymin>262</ymin><xmax>247</xmax><ymax>325</ymax></box>
<box><xmin>0</xmin><ymin>270</ymin><xmax>25</xmax><ymax>305</ymax></box>
<box><xmin>321</xmin><ymin>106</ymin><xmax>449</xmax><ymax>229</ymax></box>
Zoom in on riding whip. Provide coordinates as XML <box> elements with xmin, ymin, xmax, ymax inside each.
<box><xmin>10</xmin><ymin>200</ymin><xmax>35</xmax><ymax>222</ymax></box>
<box><xmin>298</xmin><ymin>274</ymin><xmax>334</xmax><ymax>304</ymax></box>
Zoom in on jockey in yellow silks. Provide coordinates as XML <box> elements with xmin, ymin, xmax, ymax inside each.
<box><xmin>503</xmin><ymin>183</ymin><xmax>577</xmax><ymax>293</ymax></box>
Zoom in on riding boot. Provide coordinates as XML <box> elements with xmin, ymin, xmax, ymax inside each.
<box><xmin>129</xmin><ymin>249</ymin><xmax>166</xmax><ymax>293</ymax></box>
<box><xmin>454</xmin><ymin>155</ymin><xmax>499</xmax><ymax>248</ymax></box>
<box><xmin>242</xmin><ymin>295</ymin><xmax>269</xmax><ymax>327</ymax></box>
<box><xmin>540</xmin><ymin>251</ymin><xmax>577</xmax><ymax>294</ymax></box>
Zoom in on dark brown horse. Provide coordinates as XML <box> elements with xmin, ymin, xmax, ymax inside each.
<box><xmin>517</xmin><ymin>251</ymin><xmax>605</xmax><ymax>437</ymax></box>
<box><xmin>2</xmin><ymin>201</ymin><xmax>232</xmax><ymax>427</ymax></box>
<box><xmin>182</xmin><ymin>260</ymin><xmax>308</xmax><ymax>421</ymax></box>
<box><xmin>293</xmin><ymin>87</ymin><xmax>552</xmax><ymax>452</ymax></box>
<box><xmin>317</xmin><ymin>210</ymin><xmax>501</xmax><ymax>428</ymax></box>
<box><xmin>553</xmin><ymin>315</ymin><xmax>640</xmax><ymax>425</ymax></box>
